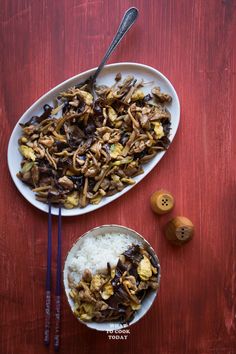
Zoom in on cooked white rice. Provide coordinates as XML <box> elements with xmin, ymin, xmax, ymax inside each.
<box><xmin>67</xmin><ymin>232</ymin><xmax>143</xmax><ymax>284</ymax></box>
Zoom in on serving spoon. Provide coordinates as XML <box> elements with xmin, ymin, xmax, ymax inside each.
<box><xmin>76</xmin><ymin>7</ymin><xmax>139</xmax><ymax>92</ymax></box>
<box><xmin>24</xmin><ymin>7</ymin><xmax>138</xmax><ymax>127</ymax></box>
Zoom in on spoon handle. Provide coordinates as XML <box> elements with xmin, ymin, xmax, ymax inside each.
<box><xmin>92</xmin><ymin>7</ymin><xmax>139</xmax><ymax>81</ymax></box>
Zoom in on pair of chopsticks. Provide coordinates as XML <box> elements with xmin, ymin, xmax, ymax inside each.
<box><xmin>44</xmin><ymin>203</ymin><xmax>62</xmax><ymax>352</ymax></box>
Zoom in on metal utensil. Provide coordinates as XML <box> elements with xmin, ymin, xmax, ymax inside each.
<box><xmin>76</xmin><ymin>7</ymin><xmax>139</xmax><ymax>92</ymax></box>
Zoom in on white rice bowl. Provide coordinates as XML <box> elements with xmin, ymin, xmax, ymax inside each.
<box><xmin>63</xmin><ymin>224</ymin><xmax>161</xmax><ymax>331</ymax></box>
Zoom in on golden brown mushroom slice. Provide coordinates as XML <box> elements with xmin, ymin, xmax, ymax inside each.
<box><xmin>152</xmin><ymin>87</ymin><xmax>172</xmax><ymax>103</ymax></box>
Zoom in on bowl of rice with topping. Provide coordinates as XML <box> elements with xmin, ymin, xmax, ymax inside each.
<box><xmin>63</xmin><ymin>224</ymin><xmax>161</xmax><ymax>331</ymax></box>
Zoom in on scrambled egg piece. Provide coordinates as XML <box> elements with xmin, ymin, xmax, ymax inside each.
<box><xmin>79</xmin><ymin>303</ymin><xmax>95</xmax><ymax>321</ymax></box>
<box><xmin>80</xmin><ymin>313</ymin><xmax>92</xmax><ymax>321</ymax></box>
<box><xmin>152</xmin><ymin>122</ymin><xmax>164</xmax><ymax>139</ymax></box>
<box><xmin>20</xmin><ymin>136</ymin><xmax>28</xmax><ymax>143</ymax></box>
<box><xmin>151</xmin><ymin>265</ymin><xmax>158</xmax><ymax>274</ymax></box>
<box><xmin>101</xmin><ymin>283</ymin><xmax>114</xmax><ymax>300</ymax></box>
<box><xmin>90</xmin><ymin>274</ymin><xmax>104</xmax><ymax>292</ymax></box>
<box><xmin>19</xmin><ymin>145</ymin><xmax>36</xmax><ymax>161</ymax></box>
<box><xmin>107</xmin><ymin>106</ymin><xmax>117</xmax><ymax>122</ymax></box>
<box><xmin>111</xmin><ymin>268</ymin><xmax>116</xmax><ymax>279</ymax></box>
<box><xmin>106</xmin><ymin>91</ymin><xmax>117</xmax><ymax>104</ymax></box>
<box><xmin>130</xmin><ymin>302</ymin><xmax>141</xmax><ymax>310</ymax></box>
<box><xmin>110</xmin><ymin>143</ymin><xmax>123</xmax><ymax>159</ymax></box>
<box><xmin>21</xmin><ymin>161</ymin><xmax>34</xmax><ymax>173</ymax></box>
<box><xmin>131</xmin><ymin>90</ymin><xmax>145</xmax><ymax>101</ymax></box>
<box><xmin>112</xmin><ymin>157</ymin><xmax>133</xmax><ymax>166</ymax></box>
<box><xmin>137</xmin><ymin>255</ymin><xmax>152</xmax><ymax>281</ymax></box>
<box><xmin>64</xmin><ymin>191</ymin><xmax>79</xmax><ymax>209</ymax></box>
<box><xmin>90</xmin><ymin>194</ymin><xmax>103</xmax><ymax>205</ymax></box>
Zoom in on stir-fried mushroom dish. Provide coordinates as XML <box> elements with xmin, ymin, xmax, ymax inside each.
<box><xmin>17</xmin><ymin>74</ymin><xmax>172</xmax><ymax>208</ymax></box>
<box><xmin>68</xmin><ymin>245</ymin><xmax>160</xmax><ymax>323</ymax></box>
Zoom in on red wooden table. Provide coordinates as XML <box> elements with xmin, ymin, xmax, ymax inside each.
<box><xmin>1</xmin><ymin>1</ymin><xmax>236</xmax><ymax>353</ymax></box>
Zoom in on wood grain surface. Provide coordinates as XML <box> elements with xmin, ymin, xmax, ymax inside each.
<box><xmin>0</xmin><ymin>1</ymin><xmax>236</xmax><ymax>353</ymax></box>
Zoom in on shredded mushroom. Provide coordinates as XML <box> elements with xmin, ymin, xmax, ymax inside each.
<box><xmin>17</xmin><ymin>74</ymin><xmax>172</xmax><ymax>208</ymax></box>
<box><xmin>68</xmin><ymin>244</ymin><xmax>160</xmax><ymax>324</ymax></box>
